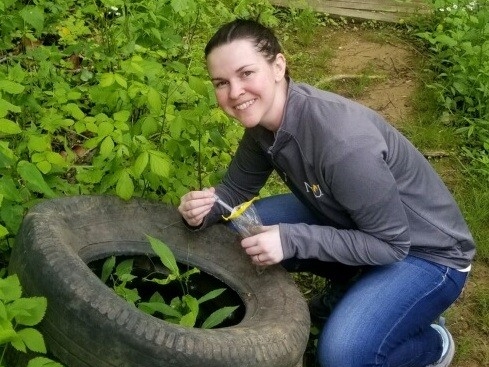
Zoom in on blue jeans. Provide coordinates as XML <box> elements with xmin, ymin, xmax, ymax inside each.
<box><xmin>254</xmin><ymin>194</ymin><xmax>469</xmax><ymax>367</ymax></box>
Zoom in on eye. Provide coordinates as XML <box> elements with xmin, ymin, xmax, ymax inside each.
<box><xmin>213</xmin><ymin>80</ymin><xmax>228</xmax><ymax>89</ymax></box>
<box><xmin>242</xmin><ymin>70</ymin><xmax>253</xmax><ymax>78</ymax></box>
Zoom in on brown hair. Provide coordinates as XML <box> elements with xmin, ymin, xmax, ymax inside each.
<box><xmin>205</xmin><ymin>19</ymin><xmax>289</xmax><ymax>77</ymax></box>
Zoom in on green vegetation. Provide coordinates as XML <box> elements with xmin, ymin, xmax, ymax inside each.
<box><xmin>100</xmin><ymin>235</ymin><xmax>238</xmax><ymax>329</ymax></box>
<box><xmin>0</xmin><ymin>271</ymin><xmax>62</xmax><ymax>367</ymax></box>
<box><xmin>1</xmin><ymin>0</ymin><xmax>489</xmax><ymax>365</ymax></box>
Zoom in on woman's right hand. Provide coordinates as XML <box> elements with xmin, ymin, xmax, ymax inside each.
<box><xmin>178</xmin><ymin>187</ymin><xmax>216</xmax><ymax>227</ymax></box>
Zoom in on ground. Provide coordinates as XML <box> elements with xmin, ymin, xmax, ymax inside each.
<box><xmin>319</xmin><ymin>28</ymin><xmax>417</xmax><ymax>125</ymax></box>
<box><xmin>296</xmin><ymin>25</ymin><xmax>489</xmax><ymax>367</ymax></box>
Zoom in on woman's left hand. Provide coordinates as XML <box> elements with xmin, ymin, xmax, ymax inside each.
<box><xmin>240</xmin><ymin>225</ymin><xmax>284</xmax><ymax>266</ymax></box>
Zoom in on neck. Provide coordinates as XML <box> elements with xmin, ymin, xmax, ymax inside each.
<box><xmin>260</xmin><ymin>79</ymin><xmax>289</xmax><ymax>132</ymax></box>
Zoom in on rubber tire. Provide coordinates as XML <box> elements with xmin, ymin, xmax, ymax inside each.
<box><xmin>8</xmin><ymin>195</ymin><xmax>310</xmax><ymax>367</ymax></box>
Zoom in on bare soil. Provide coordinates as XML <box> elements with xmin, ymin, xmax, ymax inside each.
<box><xmin>311</xmin><ymin>27</ymin><xmax>489</xmax><ymax>367</ymax></box>
<box><xmin>327</xmin><ymin>29</ymin><xmax>418</xmax><ymax>126</ymax></box>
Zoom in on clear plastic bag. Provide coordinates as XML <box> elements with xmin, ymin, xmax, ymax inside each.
<box><xmin>215</xmin><ymin>195</ymin><xmax>263</xmax><ymax>238</ymax></box>
<box><xmin>228</xmin><ymin>202</ymin><xmax>262</xmax><ymax>238</ymax></box>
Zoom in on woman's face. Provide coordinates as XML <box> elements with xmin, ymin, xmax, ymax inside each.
<box><xmin>206</xmin><ymin>39</ymin><xmax>287</xmax><ymax>131</ymax></box>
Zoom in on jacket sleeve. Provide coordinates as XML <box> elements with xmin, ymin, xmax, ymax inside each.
<box><xmin>280</xmin><ymin>141</ymin><xmax>411</xmax><ymax>266</ymax></box>
<box><xmin>201</xmin><ymin>129</ymin><xmax>274</xmax><ymax>227</ymax></box>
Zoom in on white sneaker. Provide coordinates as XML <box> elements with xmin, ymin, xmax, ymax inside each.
<box><xmin>427</xmin><ymin>317</ymin><xmax>455</xmax><ymax>367</ymax></box>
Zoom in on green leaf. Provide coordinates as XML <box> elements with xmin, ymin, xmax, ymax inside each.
<box><xmin>75</xmin><ymin>167</ymin><xmax>104</xmax><ymax>184</ymax></box>
<box><xmin>201</xmin><ymin>306</ymin><xmax>239</xmax><ymax>329</ymax></box>
<box><xmin>36</xmin><ymin>160</ymin><xmax>51</xmax><ymax>174</ymax></box>
<box><xmin>17</xmin><ymin>327</ymin><xmax>46</xmax><ymax>353</ymax></box>
<box><xmin>179</xmin><ymin>295</ymin><xmax>199</xmax><ymax>327</ymax></box>
<box><xmin>0</xmin><ymin>176</ymin><xmax>23</xmax><ymax>202</ymax></box>
<box><xmin>141</xmin><ymin>117</ymin><xmax>158</xmax><ymax>136</ymax></box>
<box><xmin>132</xmin><ymin>151</ymin><xmax>149</xmax><ymax>178</ymax></box>
<box><xmin>188</xmin><ymin>76</ymin><xmax>208</xmax><ymax>96</ymax></box>
<box><xmin>0</xmin><ymin>80</ymin><xmax>25</xmax><ymax>94</ymax></box>
<box><xmin>17</xmin><ymin>161</ymin><xmax>56</xmax><ymax>198</ymax></box>
<box><xmin>0</xmin><ymin>224</ymin><xmax>8</xmax><ymax>238</ymax></box>
<box><xmin>180</xmin><ymin>267</ymin><xmax>199</xmax><ymax>281</ymax></box>
<box><xmin>138</xmin><ymin>301</ymin><xmax>182</xmax><ymax>318</ymax></box>
<box><xmin>0</xmin><ymin>300</ymin><xmax>8</xmax><ymax>320</ymax></box>
<box><xmin>113</xmin><ymin>110</ymin><xmax>130</xmax><ymax>122</ymax></box>
<box><xmin>0</xmin><ymin>274</ymin><xmax>22</xmax><ymax>302</ymax></box>
<box><xmin>198</xmin><ymin>288</ymin><xmax>226</xmax><ymax>304</ymax></box>
<box><xmin>0</xmin><ymin>98</ymin><xmax>21</xmax><ymax>117</ymax></box>
<box><xmin>115</xmin><ymin>259</ymin><xmax>133</xmax><ymax>278</ymax></box>
<box><xmin>0</xmin><ymin>319</ymin><xmax>17</xmax><ymax>344</ymax></box>
<box><xmin>10</xmin><ymin>334</ymin><xmax>26</xmax><ymax>352</ymax></box>
<box><xmin>145</xmin><ymin>273</ymin><xmax>177</xmax><ymax>286</ymax></box>
<box><xmin>19</xmin><ymin>5</ymin><xmax>44</xmax><ymax>32</ymax></box>
<box><xmin>147</xmin><ymin>87</ymin><xmax>161</xmax><ymax>114</ymax></box>
<box><xmin>168</xmin><ymin>114</ymin><xmax>185</xmax><ymax>138</ymax></box>
<box><xmin>45</xmin><ymin>151</ymin><xmax>68</xmax><ymax>167</ymax></box>
<box><xmin>28</xmin><ymin>134</ymin><xmax>51</xmax><ymax>153</ymax></box>
<box><xmin>116</xmin><ymin>169</ymin><xmax>134</xmax><ymax>200</ymax></box>
<box><xmin>27</xmin><ymin>356</ymin><xmax>65</xmax><ymax>367</ymax></box>
<box><xmin>9</xmin><ymin>297</ymin><xmax>47</xmax><ymax>326</ymax></box>
<box><xmin>101</xmin><ymin>256</ymin><xmax>116</xmax><ymax>283</ymax></box>
<box><xmin>0</xmin><ymin>118</ymin><xmax>22</xmax><ymax>135</ymax></box>
<box><xmin>63</xmin><ymin>103</ymin><xmax>85</xmax><ymax>120</ymax></box>
<box><xmin>100</xmin><ymin>136</ymin><xmax>115</xmax><ymax>157</ymax></box>
<box><xmin>0</xmin><ymin>141</ymin><xmax>17</xmax><ymax>168</ymax></box>
<box><xmin>114</xmin><ymin>285</ymin><xmax>140</xmax><ymax>304</ymax></box>
<box><xmin>114</xmin><ymin>74</ymin><xmax>127</xmax><ymax>89</ymax></box>
<box><xmin>435</xmin><ymin>34</ymin><xmax>457</xmax><ymax>47</ymax></box>
<box><xmin>209</xmin><ymin>127</ymin><xmax>228</xmax><ymax>149</ymax></box>
<box><xmin>149</xmin><ymin>151</ymin><xmax>170</xmax><ymax>178</ymax></box>
<box><xmin>146</xmin><ymin>235</ymin><xmax>179</xmax><ymax>276</ymax></box>
<box><xmin>100</xmin><ymin>73</ymin><xmax>115</xmax><ymax>87</ymax></box>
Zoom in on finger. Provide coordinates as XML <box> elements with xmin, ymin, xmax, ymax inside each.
<box><xmin>252</xmin><ymin>254</ymin><xmax>269</xmax><ymax>266</ymax></box>
<box><xmin>244</xmin><ymin>245</ymin><xmax>261</xmax><ymax>256</ymax></box>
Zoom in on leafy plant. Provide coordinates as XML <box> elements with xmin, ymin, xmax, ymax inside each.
<box><xmin>415</xmin><ymin>0</ymin><xmax>489</xmax><ymax>175</ymax></box>
<box><xmin>0</xmin><ymin>0</ymin><xmax>281</xmax><ymax>260</ymax></box>
<box><xmin>0</xmin><ymin>271</ymin><xmax>64</xmax><ymax>367</ymax></box>
<box><xmin>100</xmin><ymin>235</ymin><xmax>239</xmax><ymax>329</ymax></box>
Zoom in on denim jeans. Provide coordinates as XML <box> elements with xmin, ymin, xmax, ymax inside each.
<box><xmin>254</xmin><ymin>194</ymin><xmax>468</xmax><ymax>367</ymax></box>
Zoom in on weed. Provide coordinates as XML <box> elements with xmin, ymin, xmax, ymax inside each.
<box><xmin>99</xmin><ymin>235</ymin><xmax>239</xmax><ymax>329</ymax></box>
<box><xmin>0</xmin><ymin>272</ymin><xmax>63</xmax><ymax>367</ymax></box>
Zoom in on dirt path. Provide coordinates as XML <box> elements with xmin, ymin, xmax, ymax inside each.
<box><xmin>320</xmin><ymin>27</ymin><xmax>489</xmax><ymax>367</ymax></box>
<box><xmin>325</xmin><ymin>29</ymin><xmax>418</xmax><ymax>126</ymax></box>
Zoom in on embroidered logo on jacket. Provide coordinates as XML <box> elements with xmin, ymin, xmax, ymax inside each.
<box><xmin>304</xmin><ymin>182</ymin><xmax>323</xmax><ymax>198</ymax></box>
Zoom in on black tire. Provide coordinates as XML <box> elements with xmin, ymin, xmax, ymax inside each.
<box><xmin>8</xmin><ymin>195</ymin><xmax>310</xmax><ymax>367</ymax></box>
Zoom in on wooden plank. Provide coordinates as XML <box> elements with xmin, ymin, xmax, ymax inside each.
<box><xmin>314</xmin><ymin>0</ymin><xmax>427</xmax><ymax>11</ymax></box>
<box><xmin>270</xmin><ymin>0</ymin><xmax>430</xmax><ymax>22</ymax></box>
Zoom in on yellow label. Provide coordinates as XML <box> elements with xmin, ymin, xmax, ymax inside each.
<box><xmin>222</xmin><ymin>197</ymin><xmax>258</xmax><ymax>221</ymax></box>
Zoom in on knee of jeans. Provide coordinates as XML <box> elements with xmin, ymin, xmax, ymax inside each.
<box><xmin>317</xmin><ymin>324</ymin><xmax>382</xmax><ymax>367</ymax></box>
<box><xmin>317</xmin><ymin>330</ymin><xmax>354</xmax><ymax>366</ymax></box>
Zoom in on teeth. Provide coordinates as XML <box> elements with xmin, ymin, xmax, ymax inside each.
<box><xmin>235</xmin><ymin>99</ymin><xmax>255</xmax><ymax>110</ymax></box>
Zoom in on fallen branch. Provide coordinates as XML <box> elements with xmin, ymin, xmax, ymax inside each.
<box><xmin>319</xmin><ymin>74</ymin><xmax>385</xmax><ymax>83</ymax></box>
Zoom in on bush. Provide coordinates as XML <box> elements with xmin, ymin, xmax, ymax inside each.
<box><xmin>0</xmin><ymin>0</ymin><xmax>278</xmax><ymax>257</ymax></box>
<box><xmin>415</xmin><ymin>0</ymin><xmax>489</xmax><ymax>176</ymax></box>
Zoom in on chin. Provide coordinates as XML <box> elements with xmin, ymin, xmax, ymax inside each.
<box><xmin>238</xmin><ymin>118</ymin><xmax>261</xmax><ymax>128</ymax></box>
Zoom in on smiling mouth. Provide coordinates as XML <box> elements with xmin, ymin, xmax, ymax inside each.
<box><xmin>235</xmin><ymin>99</ymin><xmax>256</xmax><ymax>110</ymax></box>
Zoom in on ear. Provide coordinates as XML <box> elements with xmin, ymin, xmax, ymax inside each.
<box><xmin>273</xmin><ymin>53</ymin><xmax>287</xmax><ymax>82</ymax></box>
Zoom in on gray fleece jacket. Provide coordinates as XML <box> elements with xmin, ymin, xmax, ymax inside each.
<box><xmin>202</xmin><ymin>80</ymin><xmax>475</xmax><ymax>269</ymax></box>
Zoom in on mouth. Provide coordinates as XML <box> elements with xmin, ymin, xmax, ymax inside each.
<box><xmin>234</xmin><ymin>99</ymin><xmax>256</xmax><ymax>111</ymax></box>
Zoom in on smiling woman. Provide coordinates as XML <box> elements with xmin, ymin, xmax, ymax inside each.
<box><xmin>205</xmin><ymin>23</ymin><xmax>288</xmax><ymax>131</ymax></box>
<box><xmin>178</xmin><ymin>18</ymin><xmax>475</xmax><ymax>367</ymax></box>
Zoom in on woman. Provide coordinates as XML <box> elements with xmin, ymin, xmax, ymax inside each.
<box><xmin>178</xmin><ymin>18</ymin><xmax>475</xmax><ymax>367</ymax></box>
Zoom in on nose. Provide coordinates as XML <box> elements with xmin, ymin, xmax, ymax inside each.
<box><xmin>229</xmin><ymin>81</ymin><xmax>244</xmax><ymax>99</ymax></box>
